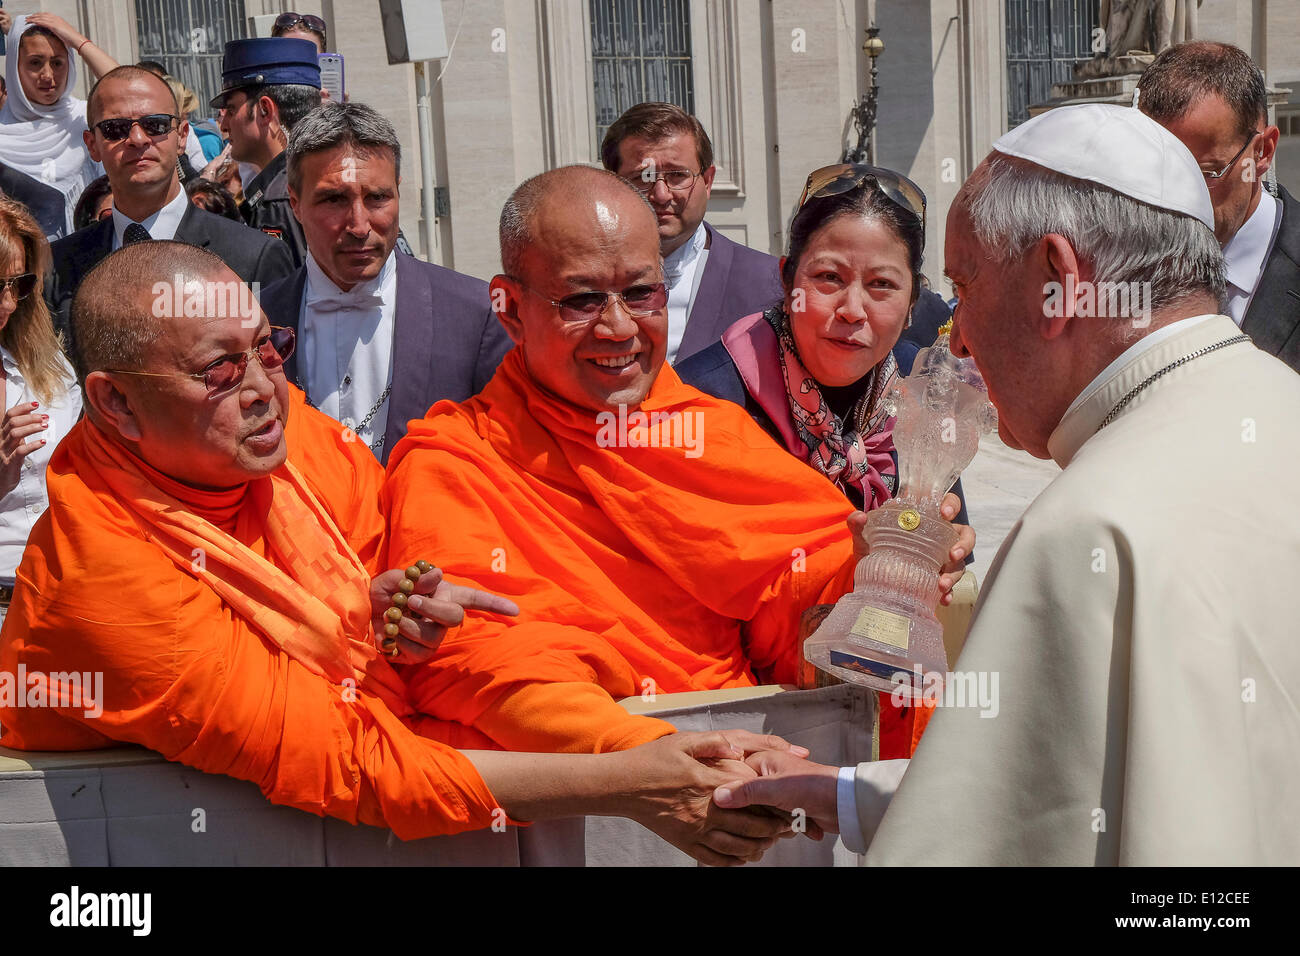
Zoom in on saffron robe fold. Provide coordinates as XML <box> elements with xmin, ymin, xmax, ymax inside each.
<box><xmin>868</xmin><ymin>316</ymin><xmax>1300</xmax><ymax>864</ymax></box>
<box><xmin>0</xmin><ymin>393</ymin><xmax>500</xmax><ymax>840</ymax></box>
<box><xmin>382</xmin><ymin>348</ymin><xmax>858</xmax><ymax>754</ymax></box>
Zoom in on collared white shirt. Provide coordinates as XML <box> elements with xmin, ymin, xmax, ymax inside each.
<box><xmin>1221</xmin><ymin>189</ymin><xmax>1282</xmax><ymax>327</ymax></box>
<box><xmin>299</xmin><ymin>250</ymin><xmax>398</xmax><ymax>454</ymax></box>
<box><xmin>1062</xmin><ymin>313</ymin><xmax>1219</xmax><ymax>420</ymax></box>
<box><xmin>663</xmin><ymin>222</ymin><xmax>710</xmax><ymax>365</ymax></box>
<box><xmin>110</xmin><ymin>188</ymin><xmax>189</xmax><ymax>250</ymax></box>
<box><xmin>0</xmin><ymin>347</ymin><xmax>82</xmax><ymax>584</ymax></box>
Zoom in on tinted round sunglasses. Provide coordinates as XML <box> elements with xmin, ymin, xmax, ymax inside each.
<box><xmin>107</xmin><ymin>327</ymin><xmax>296</xmax><ymax>395</ymax></box>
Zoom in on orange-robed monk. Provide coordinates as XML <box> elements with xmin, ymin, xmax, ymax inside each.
<box><xmin>382</xmin><ymin>166</ymin><xmax>970</xmax><ymax>755</ymax></box>
<box><xmin>0</xmin><ymin>241</ymin><xmax>815</xmax><ymax>866</ymax></box>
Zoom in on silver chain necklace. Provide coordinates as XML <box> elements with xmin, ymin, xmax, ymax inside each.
<box><xmin>299</xmin><ymin>377</ymin><xmax>393</xmax><ymax>453</ymax></box>
<box><xmin>1097</xmin><ymin>335</ymin><xmax>1250</xmax><ymax>431</ymax></box>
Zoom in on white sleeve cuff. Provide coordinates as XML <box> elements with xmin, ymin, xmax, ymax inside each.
<box><xmin>837</xmin><ymin>760</ymin><xmax>910</xmax><ymax>855</ymax></box>
<box><xmin>837</xmin><ymin>765</ymin><xmax>869</xmax><ymax>854</ymax></box>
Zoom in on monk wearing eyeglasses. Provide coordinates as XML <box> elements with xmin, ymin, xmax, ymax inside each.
<box><xmin>381</xmin><ymin>165</ymin><xmax>971</xmax><ymax>757</ymax></box>
<box><xmin>0</xmin><ymin>239</ymin><xmax>809</xmax><ymax>865</ymax></box>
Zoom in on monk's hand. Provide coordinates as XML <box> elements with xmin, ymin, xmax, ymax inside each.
<box><xmin>370</xmin><ymin>566</ymin><xmax>520</xmax><ymax>664</ymax></box>
<box><xmin>0</xmin><ymin>401</ymin><xmax>50</xmax><ymax>498</ymax></box>
<box><xmin>848</xmin><ymin>492</ymin><xmax>975</xmax><ymax>607</ymax></box>
<box><xmin>713</xmin><ymin>749</ymin><xmax>840</xmax><ymax>841</ymax></box>
<box><xmin>610</xmin><ymin>729</ymin><xmax>810</xmax><ymax>867</ymax></box>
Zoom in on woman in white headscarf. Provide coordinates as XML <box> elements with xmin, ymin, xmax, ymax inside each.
<box><xmin>0</xmin><ymin>13</ymin><xmax>118</xmax><ymax>238</ymax></box>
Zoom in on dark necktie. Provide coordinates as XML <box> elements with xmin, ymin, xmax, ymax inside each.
<box><xmin>123</xmin><ymin>223</ymin><xmax>152</xmax><ymax>244</ymax></box>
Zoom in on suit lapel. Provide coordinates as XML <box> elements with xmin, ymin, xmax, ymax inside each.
<box><xmin>383</xmin><ymin>254</ymin><xmax>437</xmax><ymax>459</ymax></box>
<box><xmin>1241</xmin><ymin>185</ymin><xmax>1300</xmax><ymax>356</ymax></box>
<box><xmin>172</xmin><ymin>202</ymin><xmax>213</xmax><ymax>249</ymax></box>
<box><xmin>280</xmin><ymin>269</ymin><xmax>309</xmax><ymax>386</ymax></box>
<box><xmin>677</xmin><ymin>223</ymin><xmax>732</xmax><ymax>361</ymax></box>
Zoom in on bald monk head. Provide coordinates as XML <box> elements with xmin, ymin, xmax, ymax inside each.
<box><xmin>74</xmin><ymin>241</ymin><xmax>293</xmax><ymax>489</ymax></box>
<box><xmin>491</xmin><ymin>165</ymin><xmax>666</xmax><ymax>411</ymax></box>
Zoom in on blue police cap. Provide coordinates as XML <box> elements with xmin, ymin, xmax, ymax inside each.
<box><xmin>209</xmin><ymin>37</ymin><xmax>321</xmax><ymax>108</ymax></box>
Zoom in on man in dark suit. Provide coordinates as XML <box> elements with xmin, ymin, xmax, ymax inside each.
<box><xmin>258</xmin><ymin>101</ymin><xmax>509</xmax><ymax>463</ymax></box>
<box><xmin>1138</xmin><ymin>40</ymin><xmax>1300</xmax><ymax>372</ymax></box>
<box><xmin>47</xmin><ymin>66</ymin><xmax>294</xmax><ymax>356</ymax></box>
<box><xmin>601</xmin><ymin>102</ymin><xmax>784</xmax><ymax>366</ymax></box>
<box><xmin>0</xmin><ymin>162</ymin><xmax>67</xmax><ymax>241</ymax></box>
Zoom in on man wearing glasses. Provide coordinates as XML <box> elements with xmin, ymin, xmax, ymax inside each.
<box><xmin>1137</xmin><ymin>41</ymin><xmax>1298</xmax><ymax>373</ymax></box>
<box><xmin>46</xmin><ymin>66</ymin><xmax>293</xmax><ymax>359</ymax></box>
<box><xmin>600</xmin><ymin>103</ymin><xmax>784</xmax><ymax>365</ymax></box>
<box><xmin>381</xmin><ymin>165</ymin><xmax>968</xmax><ymax>763</ymax></box>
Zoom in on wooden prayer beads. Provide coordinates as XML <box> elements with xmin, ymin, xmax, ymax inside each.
<box><xmin>380</xmin><ymin>561</ymin><xmax>434</xmax><ymax>657</ymax></box>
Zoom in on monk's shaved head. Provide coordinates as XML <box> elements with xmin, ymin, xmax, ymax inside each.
<box><xmin>72</xmin><ymin>241</ymin><xmax>234</xmax><ymax>387</ymax></box>
<box><xmin>499</xmin><ymin>165</ymin><xmax>657</xmax><ymax>277</ymax></box>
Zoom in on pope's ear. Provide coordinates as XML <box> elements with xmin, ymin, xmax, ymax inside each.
<box><xmin>488</xmin><ymin>275</ymin><xmax>525</xmax><ymax>346</ymax></box>
<box><xmin>84</xmin><ymin>371</ymin><xmax>144</xmax><ymax>442</ymax></box>
<box><xmin>1037</xmin><ymin>233</ymin><xmax>1082</xmax><ymax>339</ymax></box>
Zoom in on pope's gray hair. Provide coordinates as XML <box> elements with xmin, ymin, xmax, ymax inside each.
<box><xmin>966</xmin><ymin>155</ymin><xmax>1225</xmax><ymax>319</ymax></box>
<box><xmin>286</xmin><ymin>102</ymin><xmax>401</xmax><ymax>193</ymax></box>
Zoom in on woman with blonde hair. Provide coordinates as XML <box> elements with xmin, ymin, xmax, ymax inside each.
<box><xmin>0</xmin><ymin>195</ymin><xmax>82</xmax><ymax>624</ymax></box>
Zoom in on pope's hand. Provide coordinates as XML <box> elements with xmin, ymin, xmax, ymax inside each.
<box><xmin>713</xmin><ymin>749</ymin><xmax>841</xmax><ymax>840</ymax></box>
<box><xmin>848</xmin><ymin>491</ymin><xmax>974</xmax><ymax>606</ymax></box>
<box><xmin>369</xmin><ymin>566</ymin><xmax>519</xmax><ymax>663</ymax></box>
<box><xmin>611</xmin><ymin>730</ymin><xmax>810</xmax><ymax>866</ymax></box>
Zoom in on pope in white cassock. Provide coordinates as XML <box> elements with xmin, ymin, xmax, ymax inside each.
<box><xmin>714</xmin><ymin>103</ymin><xmax>1300</xmax><ymax>865</ymax></box>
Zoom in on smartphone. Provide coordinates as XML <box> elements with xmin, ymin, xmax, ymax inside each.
<box><xmin>318</xmin><ymin>53</ymin><xmax>345</xmax><ymax>102</ymax></box>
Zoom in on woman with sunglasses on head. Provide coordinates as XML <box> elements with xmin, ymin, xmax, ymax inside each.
<box><xmin>0</xmin><ymin>196</ymin><xmax>82</xmax><ymax>626</ymax></box>
<box><xmin>677</xmin><ymin>164</ymin><xmax>971</xmax><ymax>758</ymax></box>
<box><xmin>271</xmin><ymin>12</ymin><xmax>328</xmax><ymax>53</ymax></box>
<box><xmin>0</xmin><ymin>13</ymin><xmax>118</xmax><ymax>239</ymax></box>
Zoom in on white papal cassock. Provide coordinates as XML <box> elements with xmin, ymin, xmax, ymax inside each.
<box><xmin>866</xmin><ymin>313</ymin><xmax>1300</xmax><ymax>865</ymax></box>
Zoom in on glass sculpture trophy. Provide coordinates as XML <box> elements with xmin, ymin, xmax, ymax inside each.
<box><xmin>803</xmin><ymin>322</ymin><xmax>997</xmax><ymax>697</ymax></box>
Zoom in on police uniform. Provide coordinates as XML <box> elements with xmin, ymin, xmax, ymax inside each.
<box><xmin>210</xmin><ymin>37</ymin><xmax>319</xmax><ymax>270</ymax></box>
<box><xmin>241</xmin><ymin>152</ymin><xmax>309</xmax><ymax>269</ymax></box>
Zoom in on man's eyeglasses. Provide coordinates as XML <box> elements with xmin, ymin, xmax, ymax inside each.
<box><xmin>94</xmin><ymin>114</ymin><xmax>179</xmax><ymax>142</ymax></box>
<box><xmin>108</xmin><ymin>327</ymin><xmax>296</xmax><ymax>395</ymax></box>
<box><xmin>0</xmin><ymin>272</ymin><xmax>38</xmax><ymax>300</ymax></box>
<box><xmin>797</xmin><ymin>163</ymin><xmax>928</xmax><ymax>230</ymax></box>
<box><xmin>507</xmin><ymin>279</ymin><xmax>669</xmax><ymax>322</ymax></box>
<box><xmin>1203</xmin><ymin>131</ymin><xmax>1261</xmax><ymax>184</ymax></box>
<box><xmin>274</xmin><ymin>12</ymin><xmax>327</xmax><ymax>43</ymax></box>
<box><xmin>625</xmin><ymin>168</ymin><xmax>702</xmax><ymax>195</ymax></box>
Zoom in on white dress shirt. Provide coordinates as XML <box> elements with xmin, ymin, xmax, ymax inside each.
<box><xmin>663</xmin><ymin>222</ymin><xmax>710</xmax><ymax>365</ymax></box>
<box><xmin>110</xmin><ymin>188</ymin><xmax>190</xmax><ymax>250</ymax></box>
<box><xmin>836</xmin><ymin>759</ymin><xmax>910</xmax><ymax>854</ymax></box>
<box><xmin>0</xmin><ymin>347</ymin><xmax>82</xmax><ymax>584</ymax></box>
<box><xmin>1221</xmin><ymin>189</ymin><xmax>1282</xmax><ymax>326</ymax></box>
<box><xmin>299</xmin><ymin>250</ymin><xmax>398</xmax><ymax>455</ymax></box>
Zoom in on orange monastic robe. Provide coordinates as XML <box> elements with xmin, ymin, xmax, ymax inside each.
<box><xmin>0</xmin><ymin>389</ymin><xmax>499</xmax><ymax>840</ymax></box>
<box><xmin>382</xmin><ymin>349</ymin><xmax>858</xmax><ymax>755</ymax></box>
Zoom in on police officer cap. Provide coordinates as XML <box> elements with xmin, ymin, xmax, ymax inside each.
<box><xmin>209</xmin><ymin>37</ymin><xmax>321</xmax><ymax>108</ymax></box>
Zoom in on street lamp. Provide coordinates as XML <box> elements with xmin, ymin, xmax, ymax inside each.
<box><xmin>844</xmin><ymin>26</ymin><xmax>884</xmax><ymax>164</ymax></box>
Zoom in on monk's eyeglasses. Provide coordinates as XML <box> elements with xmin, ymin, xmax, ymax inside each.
<box><xmin>797</xmin><ymin>163</ymin><xmax>927</xmax><ymax>230</ymax></box>
<box><xmin>0</xmin><ymin>272</ymin><xmax>38</xmax><ymax>300</ymax></box>
<box><xmin>505</xmin><ymin>278</ymin><xmax>669</xmax><ymax>323</ymax></box>
<box><xmin>1203</xmin><ymin>130</ymin><xmax>1261</xmax><ymax>185</ymax></box>
<box><xmin>107</xmin><ymin>327</ymin><xmax>296</xmax><ymax>394</ymax></box>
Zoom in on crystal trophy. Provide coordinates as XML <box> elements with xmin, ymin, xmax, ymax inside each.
<box><xmin>803</xmin><ymin>323</ymin><xmax>997</xmax><ymax>697</ymax></box>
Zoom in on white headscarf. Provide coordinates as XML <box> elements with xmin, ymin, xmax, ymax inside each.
<box><xmin>0</xmin><ymin>15</ymin><xmax>102</xmax><ymax>237</ymax></box>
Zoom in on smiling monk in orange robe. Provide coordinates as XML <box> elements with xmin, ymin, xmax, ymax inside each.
<box><xmin>0</xmin><ymin>241</ymin><xmax>805</xmax><ymax>864</ymax></box>
<box><xmin>381</xmin><ymin>167</ymin><xmax>960</xmax><ymax>756</ymax></box>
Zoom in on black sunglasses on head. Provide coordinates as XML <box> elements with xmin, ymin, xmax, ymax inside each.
<box><xmin>94</xmin><ymin>114</ymin><xmax>179</xmax><ymax>142</ymax></box>
<box><xmin>275</xmin><ymin>13</ymin><xmax>327</xmax><ymax>42</ymax></box>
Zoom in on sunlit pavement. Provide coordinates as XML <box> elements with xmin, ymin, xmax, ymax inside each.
<box><xmin>961</xmin><ymin>434</ymin><xmax>1061</xmax><ymax>582</ymax></box>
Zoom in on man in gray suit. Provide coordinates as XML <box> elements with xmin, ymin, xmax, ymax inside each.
<box><xmin>601</xmin><ymin>102</ymin><xmax>784</xmax><ymax>365</ymax></box>
<box><xmin>257</xmin><ymin>102</ymin><xmax>509</xmax><ymax>463</ymax></box>
<box><xmin>1138</xmin><ymin>41</ymin><xmax>1300</xmax><ymax>373</ymax></box>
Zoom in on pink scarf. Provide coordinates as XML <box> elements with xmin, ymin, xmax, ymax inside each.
<box><xmin>722</xmin><ymin>307</ymin><xmax>897</xmax><ymax>508</ymax></box>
